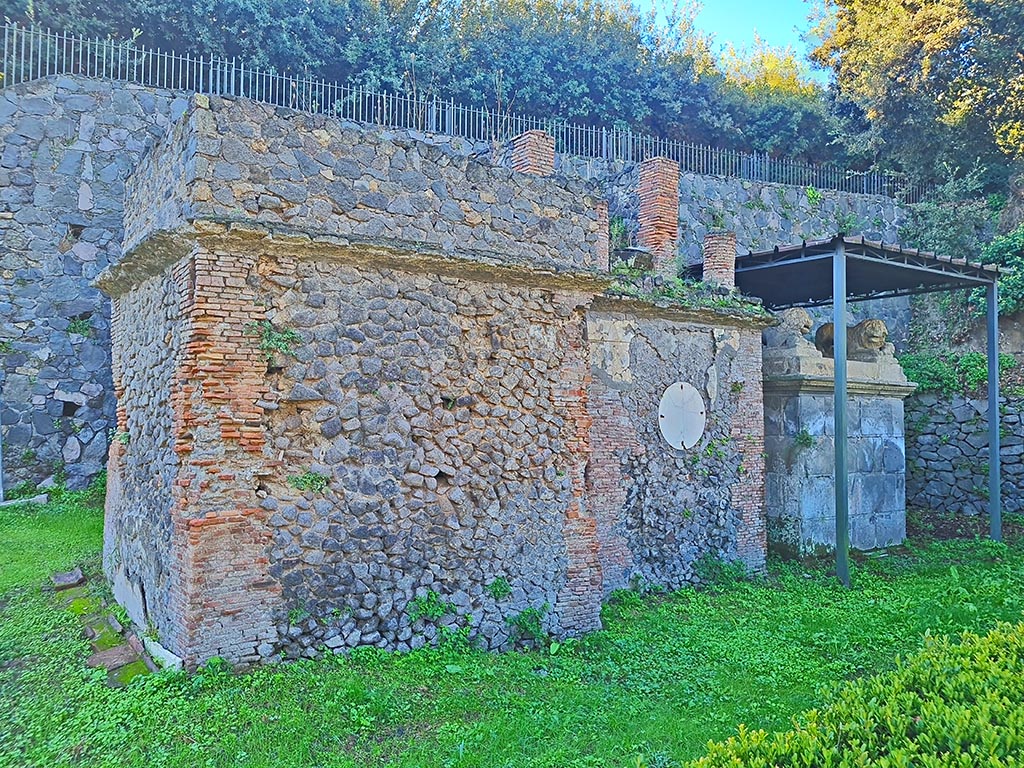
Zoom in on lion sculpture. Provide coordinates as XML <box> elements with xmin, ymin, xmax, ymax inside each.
<box><xmin>763</xmin><ymin>307</ymin><xmax>816</xmax><ymax>350</ymax></box>
<box><xmin>814</xmin><ymin>319</ymin><xmax>892</xmax><ymax>361</ymax></box>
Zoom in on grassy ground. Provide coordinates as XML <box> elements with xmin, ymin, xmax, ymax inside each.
<box><xmin>1</xmin><ymin>492</ymin><xmax>1022</xmax><ymax>768</ymax></box>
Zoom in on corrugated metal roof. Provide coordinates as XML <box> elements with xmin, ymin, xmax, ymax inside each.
<box><xmin>734</xmin><ymin>235</ymin><xmax>1000</xmax><ymax>309</ymax></box>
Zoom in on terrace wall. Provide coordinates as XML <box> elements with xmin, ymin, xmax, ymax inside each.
<box><xmin>0</xmin><ymin>76</ymin><xmax>907</xmax><ymax>495</ymax></box>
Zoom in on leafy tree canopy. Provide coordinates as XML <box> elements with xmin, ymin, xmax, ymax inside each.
<box><xmin>1</xmin><ymin>0</ymin><xmax>842</xmax><ymax>163</ymax></box>
<box><xmin>812</xmin><ymin>0</ymin><xmax>1024</xmax><ymax>186</ymax></box>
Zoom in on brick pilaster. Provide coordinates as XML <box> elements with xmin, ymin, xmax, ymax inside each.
<box><xmin>165</xmin><ymin>247</ymin><xmax>282</xmax><ymax>667</ymax></box>
<box><xmin>731</xmin><ymin>328</ymin><xmax>767</xmax><ymax>571</ymax></box>
<box><xmin>637</xmin><ymin>157</ymin><xmax>680</xmax><ymax>279</ymax></box>
<box><xmin>553</xmin><ymin>302</ymin><xmax>603</xmax><ymax>635</ymax></box>
<box><xmin>703</xmin><ymin>231</ymin><xmax>738</xmax><ymax>290</ymax></box>
<box><xmin>510</xmin><ymin>130</ymin><xmax>555</xmax><ymax>176</ymax></box>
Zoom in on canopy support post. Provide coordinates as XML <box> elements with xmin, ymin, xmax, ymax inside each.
<box><xmin>987</xmin><ymin>280</ymin><xmax>1002</xmax><ymax>541</ymax></box>
<box><xmin>833</xmin><ymin>239</ymin><xmax>850</xmax><ymax>587</ymax></box>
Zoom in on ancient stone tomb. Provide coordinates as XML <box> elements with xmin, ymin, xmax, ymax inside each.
<box><xmin>97</xmin><ymin>95</ymin><xmax>770</xmax><ymax>666</ymax></box>
<box><xmin>762</xmin><ymin>310</ymin><xmax>915</xmax><ymax>555</ymax></box>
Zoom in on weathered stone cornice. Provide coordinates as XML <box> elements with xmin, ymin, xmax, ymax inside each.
<box><xmin>763</xmin><ymin>374</ymin><xmax>917</xmax><ymax>399</ymax></box>
<box><xmin>98</xmin><ymin>219</ymin><xmax>774</xmax><ymax>329</ymax></box>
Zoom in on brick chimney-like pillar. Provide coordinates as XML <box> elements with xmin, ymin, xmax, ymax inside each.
<box><xmin>637</xmin><ymin>156</ymin><xmax>680</xmax><ymax>279</ymax></box>
<box><xmin>702</xmin><ymin>231</ymin><xmax>738</xmax><ymax>290</ymax></box>
<box><xmin>595</xmin><ymin>199</ymin><xmax>610</xmax><ymax>271</ymax></box>
<box><xmin>510</xmin><ymin>130</ymin><xmax>555</xmax><ymax>176</ymax></box>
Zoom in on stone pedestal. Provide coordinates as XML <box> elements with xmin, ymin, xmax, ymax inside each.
<box><xmin>762</xmin><ymin>313</ymin><xmax>916</xmax><ymax>556</ymax></box>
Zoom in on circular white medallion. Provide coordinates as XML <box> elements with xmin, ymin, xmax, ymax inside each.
<box><xmin>658</xmin><ymin>382</ymin><xmax>706</xmax><ymax>450</ymax></box>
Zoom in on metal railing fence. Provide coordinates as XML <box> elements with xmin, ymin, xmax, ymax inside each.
<box><xmin>1</xmin><ymin>23</ymin><xmax>928</xmax><ymax>202</ymax></box>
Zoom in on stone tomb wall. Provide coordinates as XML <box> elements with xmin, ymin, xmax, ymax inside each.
<box><xmin>99</xmin><ymin>95</ymin><xmax>769</xmax><ymax>665</ymax></box>
<box><xmin>0</xmin><ymin>77</ymin><xmax>188</xmax><ymax>491</ymax></box>
<box><xmin>587</xmin><ymin>309</ymin><xmax>766</xmax><ymax>591</ymax></box>
<box><xmin>764</xmin><ymin>391</ymin><xmax>909</xmax><ymax>553</ymax></box>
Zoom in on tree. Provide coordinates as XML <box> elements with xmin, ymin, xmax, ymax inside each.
<box><xmin>812</xmin><ymin>0</ymin><xmax>1023</xmax><ymax>186</ymax></box>
<box><xmin>718</xmin><ymin>38</ymin><xmax>833</xmax><ymax>161</ymax></box>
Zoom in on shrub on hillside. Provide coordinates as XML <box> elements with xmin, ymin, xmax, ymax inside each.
<box><xmin>689</xmin><ymin>622</ymin><xmax>1024</xmax><ymax>767</ymax></box>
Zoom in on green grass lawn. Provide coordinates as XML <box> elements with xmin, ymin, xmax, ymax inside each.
<box><xmin>1</xmin><ymin>492</ymin><xmax>1022</xmax><ymax>768</ymax></box>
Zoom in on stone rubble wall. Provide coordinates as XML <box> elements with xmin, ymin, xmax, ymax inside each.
<box><xmin>99</xmin><ymin>94</ymin><xmax>772</xmax><ymax>664</ymax></box>
<box><xmin>0</xmin><ymin>77</ymin><xmax>188</xmax><ymax>491</ymax></box>
<box><xmin>177</xmin><ymin>97</ymin><xmax>609</xmax><ymax>273</ymax></box>
<box><xmin>121</xmin><ymin>104</ymin><xmax>197</xmax><ymax>254</ymax></box>
<box><xmin>255</xmin><ymin>257</ymin><xmax>596</xmax><ymax>654</ymax></box>
<box><xmin>102</xmin><ymin>263</ymin><xmax>182</xmax><ymax>638</ymax></box>
<box><xmin>905</xmin><ymin>393</ymin><xmax>1023</xmax><ymax>515</ymax></box>
<box><xmin>1</xmin><ymin>75</ymin><xmax>908</xmax><ymax>493</ymax></box>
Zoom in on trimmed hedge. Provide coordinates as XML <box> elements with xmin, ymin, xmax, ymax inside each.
<box><xmin>690</xmin><ymin>622</ymin><xmax>1024</xmax><ymax>766</ymax></box>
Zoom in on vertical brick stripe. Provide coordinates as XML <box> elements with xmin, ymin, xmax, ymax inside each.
<box><xmin>585</xmin><ymin>384</ymin><xmax>640</xmax><ymax>594</ymax></box>
<box><xmin>731</xmin><ymin>328</ymin><xmax>767</xmax><ymax>571</ymax></box>
<box><xmin>552</xmin><ymin>303</ymin><xmax>604</xmax><ymax>634</ymax></box>
<box><xmin>163</xmin><ymin>246</ymin><xmax>282</xmax><ymax>666</ymax></box>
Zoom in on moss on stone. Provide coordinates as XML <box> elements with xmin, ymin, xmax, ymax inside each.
<box><xmin>109</xmin><ymin>659</ymin><xmax>150</xmax><ymax>687</ymax></box>
<box><xmin>67</xmin><ymin>595</ymin><xmax>101</xmax><ymax>617</ymax></box>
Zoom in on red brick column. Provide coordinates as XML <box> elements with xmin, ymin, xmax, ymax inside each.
<box><xmin>703</xmin><ymin>231</ymin><xmax>737</xmax><ymax>289</ymax></box>
<box><xmin>165</xmin><ymin>247</ymin><xmax>282</xmax><ymax>666</ymax></box>
<box><xmin>594</xmin><ymin>200</ymin><xmax>610</xmax><ymax>271</ymax></box>
<box><xmin>585</xmin><ymin>383</ymin><xmax>640</xmax><ymax>594</ymax></box>
<box><xmin>637</xmin><ymin>157</ymin><xmax>680</xmax><ymax>279</ymax></box>
<box><xmin>730</xmin><ymin>328</ymin><xmax>767</xmax><ymax>571</ymax></box>
<box><xmin>510</xmin><ymin>130</ymin><xmax>555</xmax><ymax>176</ymax></box>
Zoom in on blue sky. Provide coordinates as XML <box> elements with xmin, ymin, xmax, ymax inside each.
<box><xmin>693</xmin><ymin>0</ymin><xmax>817</xmax><ymax>55</ymax></box>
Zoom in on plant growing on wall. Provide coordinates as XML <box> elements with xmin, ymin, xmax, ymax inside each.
<box><xmin>287</xmin><ymin>471</ymin><xmax>329</xmax><ymax>494</ymax></box>
<box><xmin>609</xmin><ymin>215</ymin><xmax>630</xmax><ymax>251</ymax></box>
<box><xmin>835</xmin><ymin>210</ymin><xmax>862</xmax><ymax>234</ymax></box>
<box><xmin>805</xmin><ymin>185</ymin><xmax>823</xmax><ymax>207</ymax></box>
<box><xmin>67</xmin><ymin>317</ymin><xmax>92</xmax><ymax>337</ymax></box>
<box><xmin>108</xmin><ymin>428</ymin><xmax>130</xmax><ymax>446</ymax></box>
<box><xmin>507</xmin><ymin>604</ymin><xmax>549</xmax><ymax>648</ymax></box>
<box><xmin>407</xmin><ymin>590</ymin><xmax>454</xmax><ymax>623</ymax></box>
<box><xmin>288</xmin><ymin>606</ymin><xmax>311</xmax><ymax>626</ymax></box>
<box><xmin>245</xmin><ymin>320</ymin><xmax>301</xmax><ymax>364</ymax></box>
<box><xmin>485</xmin><ymin>577</ymin><xmax>512</xmax><ymax>600</ymax></box>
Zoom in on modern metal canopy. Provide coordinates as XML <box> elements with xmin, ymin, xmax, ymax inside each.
<box><xmin>735</xmin><ymin>235</ymin><xmax>1003</xmax><ymax>587</ymax></box>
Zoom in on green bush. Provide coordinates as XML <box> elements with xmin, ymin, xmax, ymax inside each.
<box><xmin>985</xmin><ymin>224</ymin><xmax>1024</xmax><ymax>316</ymax></box>
<box><xmin>898</xmin><ymin>353</ymin><xmax>960</xmax><ymax>395</ymax></box>
<box><xmin>957</xmin><ymin>351</ymin><xmax>1018</xmax><ymax>392</ymax></box>
<box><xmin>899</xmin><ymin>351</ymin><xmax>1017</xmax><ymax>396</ymax></box>
<box><xmin>507</xmin><ymin>604</ymin><xmax>549</xmax><ymax>647</ymax></box>
<box><xmin>689</xmin><ymin>622</ymin><xmax>1024</xmax><ymax>767</ymax></box>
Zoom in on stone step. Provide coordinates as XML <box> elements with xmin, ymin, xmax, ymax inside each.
<box><xmin>51</xmin><ymin>567</ymin><xmax>159</xmax><ymax>687</ymax></box>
